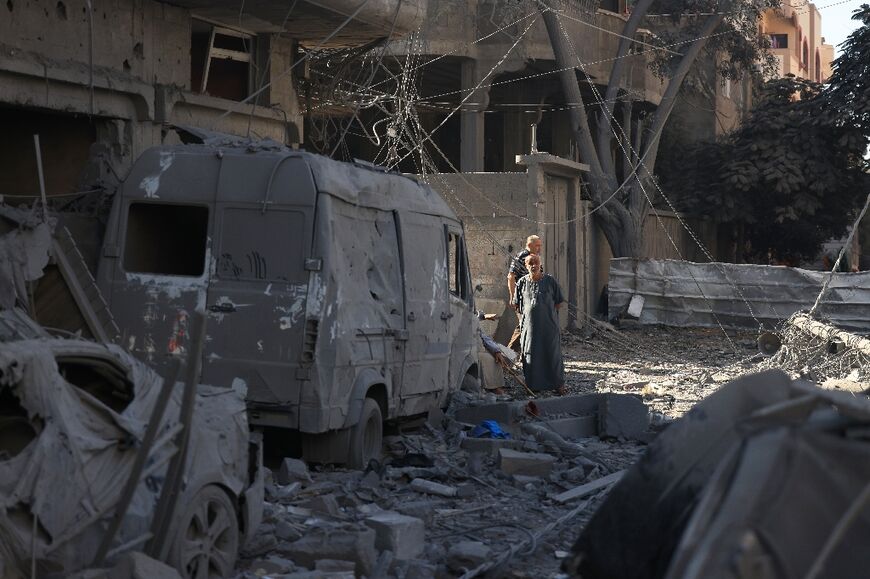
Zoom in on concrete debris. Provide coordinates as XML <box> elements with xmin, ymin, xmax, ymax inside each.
<box><xmin>278</xmin><ymin>457</ymin><xmax>314</xmax><ymax>485</ymax></box>
<box><xmin>365</xmin><ymin>512</ymin><xmax>426</xmax><ymax>560</ymax></box>
<box><xmin>498</xmin><ymin>448</ymin><xmax>557</xmax><ymax>477</ymax></box>
<box><xmin>598</xmin><ymin>394</ymin><xmax>649</xmax><ymax>440</ymax></box>
<box><xmin>447</xmin><ymin>541</ymin><xmax>492</xmax><ymax>573</ymax></box>
<box><xmin>281</xmin><ymin>527</ymin><xmax>377</xmax><ymax>576</ymax></box>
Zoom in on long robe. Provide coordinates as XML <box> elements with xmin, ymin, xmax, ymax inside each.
<box><xmin>514</xmin><ymin>273</ymin><xmax>565</xmax><ymax>392</ymax></box>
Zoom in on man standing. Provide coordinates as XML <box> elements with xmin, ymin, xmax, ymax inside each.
<box><xmin>506</xmin><ymin>235</ymin><xmax>542</xmax><ymax>351</ymax></box>
<box><xmin>513</xmin><ymin>254</ymin><xmax>566</xmax><ymax>394</ymax></box>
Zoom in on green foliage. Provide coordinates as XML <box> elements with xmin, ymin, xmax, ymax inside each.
<box><xmin>664</xmin><ymin>75</ymin><xmax>870</xmax><ymax>263</ymax></box>
<box><xmin>824</xmin><ymin>4</ymin><xmax>870</xmax><ymax>137</ymax></box>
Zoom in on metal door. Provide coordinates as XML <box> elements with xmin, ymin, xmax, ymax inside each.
<box><xmin>397</xmin><ymin>211</ymin><xmax>450</xmax><ymax>401</ymax></box>
<box><xmin>201</xmin><ymin>206</ymin><xmax>311</xmax><ymax>408</ymax></box>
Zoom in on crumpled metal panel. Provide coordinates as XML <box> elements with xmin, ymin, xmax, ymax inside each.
<box><xmin>608</xmin><ymin>258</ymin><xmax>870</xmax><ymax>332</ymax></box>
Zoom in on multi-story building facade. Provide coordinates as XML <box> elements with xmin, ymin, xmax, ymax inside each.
<box><xmin>761</xmin><ymin>1</ymin><xmax>834</xmax><ymax>82</ymax></box>
<box><xmin>0</xmin><ymin>0</ymin><xmax>423</xmax><ymax>201</ymax></box>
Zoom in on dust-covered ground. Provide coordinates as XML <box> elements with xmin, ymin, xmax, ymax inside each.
<box><xmin>233</xmin><ymin>325</ymin><xmax>765</xmax><ymax>579</ymax></box>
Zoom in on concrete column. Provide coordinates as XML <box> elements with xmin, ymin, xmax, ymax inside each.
<box><xmin>460</xmin><ymin>59</ymin><xmax>488</xmax><ymax>172</ymax></box>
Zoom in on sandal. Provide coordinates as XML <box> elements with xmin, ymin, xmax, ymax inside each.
<box><xmin>557</xmin><ymin>385</ymin><xmax>569</xmax><ymax>396</ymax></box>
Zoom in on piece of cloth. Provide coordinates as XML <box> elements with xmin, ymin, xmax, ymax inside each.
<box><xmin>507</xmin><ymin>310</ymin><xmax>522</xmax><ymax>352</ymax></box>
<box><xmin>515</xmin><ymin>273</ymin><xmax>565</xmax><ymax>392</ymax></box>
<box><xmin>470</xmin><ymin>420</ymin><xmax>511</xmax><ymax>439</ymax></box>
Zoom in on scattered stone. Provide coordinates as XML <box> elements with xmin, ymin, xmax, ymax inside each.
<box><xmin>365</xmin><ymin>512</ymin><xmax>426</xmax><ymax>560</ymax></box>
<box><xmin>281</xmin><ymin>527</ymin><xmax>377</xmax><ymax>576</ymax></box>
<box><xmin>358</xmin><ymin>470</ymin><xmax>381</xmax><ymax>489</ymax></box>
<box><xmin>109</xmin><ymin>552</ymin><xmax>183</xmax><ymax>579</ymax></box>
<box><xmin>314</xmin><ymin>559</ymin><xmax>356</xmax><ymax>572</ymax></box>
<box><xmin>400</xmin><ymin>559</ymin><xmax>438</xmax><ymax>579</ymax></box>
<box><xmin>278</xmin><ymin>457</ymin><xmax>313</xmax><ymax>485</ymax></box>
<box><xmin>409</xmin><ymin>478</ymin><xmax>459</xmax><ymax>497</ymax></box>
<box><xmin>598</xmin><ymin>394</ymin><xmax>649</xmax><ymax>440</ymax></box>
<box><xmin>271</xmin><ymin>481</ymin><xmax>302</xmax><ymax>501</ymax></box>
<box><xmin>498</xmin><ymin>448</ymin><xmax>556</xmax><ymax>477</ymax></box>
<box><xmin>275</xmin><ymin>518</ymin><xmax>303</xmax><ymax>542</ymax></box>
<box><xmin>300</xmin><ymin>493</ymin><xmax>341</xmax><ymax>516</ymax></box>
<box><xmin>250</xmin><ymin>555</ymin><xmax>295</xmax><ymax>575</ymax></box>
<box><xmin>394</xmin><ymin>499</ymin><xmax>438</xmax><ymax>525</ymax></box>
<box><xmin>447</xmin><ymin>541</ymin><xmax>491</xmax><ymax>573</ymax></box>
<box><xmin>241</xmin><ymin>525</ymin><xmax>278</xmax><ymax>557</ymax></box>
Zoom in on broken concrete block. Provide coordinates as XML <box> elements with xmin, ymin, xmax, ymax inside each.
<box><xmin>598</xmin><ymin>394</ymin><xmax>649</xmax><ymax>440</ymax></box>
<box><xmin>315</xmin><ymin>559</ymin><xmax>356</xmax><ymax>572</ymax></box>
<box><xmin>365</xmin><ymin>512</ymin><xmax>426</xmax><ymax>560</ymax></box>
<box><xmin>543</xmin><ymin>416</ymin><xmax>598</xmax><ymax>439</ymax></box>
<box><xmin>409</xmin><ymin>478</ymin><xmax>458</xmax><ymax>497</ymax></box>
<box><xmin>300</xmin><ymin>493</ymin><xmax>341</xmax><ymax>516</ymax></box>
<box><xmin>498</xmin><ymin>448</ymin><xmax>556</xmax><ymax>477</ymax></box>
<box><xmin>275</xmin><ymin>518</ymin><xmax>303</xmax><ymax>542</ymax></box>
<box><xmin>250</xmin><ymin>555</ymin><xmax>296</xmax><ymax>576</ymax></box>
<box><xmin>282</xmin><ymin>527</ymin><xmax>376</xmax><ymax>576</ymax></box>
<box><xmin>278</xmin><ymin>457</ymin><xmax>313</xmax><ymax>485</ymax></box>
<box><xmin>400</xmin><ymin>559</ymin><xmax>438</xmax><ymax>579</ymax></box>
<box><xmin>447</xmin><ymin>541</ymin><xmax>491</xmax><ymax>573</ymax></box>
<box><xmin>108</xmin><ymin>552</ymin><xmax>183</xmax><ymax>579</ymax></box>
<box><xmin>395</xmin><ymin>499</ymin><xmax>438</xmax><ymax>525</ymax></box>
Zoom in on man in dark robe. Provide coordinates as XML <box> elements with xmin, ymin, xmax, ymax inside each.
<box><xmin>513</xmin><ymin>254</ymin><xmax>566</xmax><ymax>394</ymax></box>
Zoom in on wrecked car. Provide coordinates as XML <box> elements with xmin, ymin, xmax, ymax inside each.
<box><xmin>95</xmin><ymin>142</ymin><xmax>479</xmax><ymax>467</ymax></box>
<box><xmin>0</xmin><ymin>325</ymin><xmax>263</xmax><ymax>579</ymax></box>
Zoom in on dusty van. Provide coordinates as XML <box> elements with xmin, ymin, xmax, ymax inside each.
<box><xmin>96</xmin><ymin>143</ymin><xmax>479</xmax><ymax>467</ymax></box>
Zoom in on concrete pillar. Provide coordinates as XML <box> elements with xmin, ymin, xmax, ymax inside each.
<box><xmin>460</xmin><ymin>59</ymin><xmax>488</xmax><ymax>172</ymax></box>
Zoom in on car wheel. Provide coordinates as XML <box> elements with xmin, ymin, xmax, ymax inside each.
<box><xmin>167</xmin><ymin>485</ymin><xmax>239</xmax><ymax>579</ymax></box>
<box><xmin>347</xmin><ymin>397</ymin><xmax>383</xmax><ymax>470</ymax></box>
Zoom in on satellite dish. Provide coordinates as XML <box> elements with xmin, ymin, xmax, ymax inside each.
<box><xmin>758</xmin><ymin>332</ymin><xmax>782</xmax><ymax>356</ymax></box>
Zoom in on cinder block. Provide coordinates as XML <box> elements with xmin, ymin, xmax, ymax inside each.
<box><xmin>460</xmin><ymin>436</ymin><xmax>520</xmax><ymax>457</ymax></box>
<box><xmin>365</xmin><ymin>512</ymin><xmax>426</xmax><ymax>560</ymax></box>
<box><xmin>543</xmin><ymin>416</ymin><xmax>598</xmax><ymax>439</ymax></box>
<box><xmin>598</xmin><ymin>394</ymin><xmax>649</xmax><ymax>440</ymax></box>
<box><xmin>282</xmin><ymin>527</ymin><xmax>376</xmax><ymax>576</ymax></box>
<box><xmin>497</xmin><ymin>448</ymin><xmax>556</xmax><ymax>477</ymax></box>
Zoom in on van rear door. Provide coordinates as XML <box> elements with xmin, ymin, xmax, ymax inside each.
<box><xmin>396</xmin><ymin>211</ymin><xmax>450</xmax><ymax>412</ymax></box>
<box><xmin>201</xmin><ymin>155</ymin><xmax>316</xmax><ymax>421</ymax></box>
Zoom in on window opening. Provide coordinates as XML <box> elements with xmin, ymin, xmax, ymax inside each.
<box><xmin>123</xmin><ymin>203</ymin><xmax>208</xmax><ymax>276</ymax></box>
<box><xmin>57</xmin><ymin>357</ymin><xmax>134</xmax><ymax>413</ymax></box>
<box><xmin>0</xmin><ymin>387</ymin><xmax>40</xmax><ymax>461</ymax></box>
<box><xmin>769</xmin><ymin>34</ymin><xmax>788</xmax><ymax>49</ymax></box>
<box><xmin>447</xmin><ymin>231</ymin><xmax>468</xmax><ymax>300</ymax></box>
<box><xmin>217</xmin><ymin>209</ymin><xmax>304</xmax><ymax>282</ymax></box>
<box><xmin>190</xmin><ymin>19</ymin><xmax>254</xmax><ymax>101</ymax></box>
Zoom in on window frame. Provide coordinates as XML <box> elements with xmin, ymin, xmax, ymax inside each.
<box><xmin>121</xmin><ymin>201</ymin><xmax>210</xmax><ymax>278</ymax></box>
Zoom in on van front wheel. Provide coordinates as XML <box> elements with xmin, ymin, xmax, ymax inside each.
<box><xmin>347</xmin><ymin>398</ymin><xmax>383</xmax><ymax>470</ymax></box>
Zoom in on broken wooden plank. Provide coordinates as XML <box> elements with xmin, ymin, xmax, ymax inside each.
<box><xmin>552</xmin><ymin>470</ymin><xmax>625</xmax><ymax>504</ymax></box>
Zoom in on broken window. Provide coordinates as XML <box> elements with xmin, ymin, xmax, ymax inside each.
<box><xmin>190</xmin><ymin>19</ymin><xmax>254</xmax><ymax>101</ymax></box>
<box><xmin>217</xmin><ymin>209</ymin><xmax>304</xmax><ymax>282</ymax></box>
<box><xmin>123</xmin><ymin>203</ymin><xmax>208</xmax><ymax>276</ymax></box>
<box><xmin>447</xmin><ymin>230</ymin><xmax>469</xmax><ymax>301</ymax></box>
<box><xmin>0</xmin><ymin>387</ymin><xmax>40</xmax><ymax>461</ymax></box>
<box><xmin>769</xmin><ymin>34</ymin><xmax>788</xmax><ymax>49</ymax></box>
<box><xmin>56</xmin><ymin>357</ymin><xmax>134</xmax><ymax>413</ymax></box>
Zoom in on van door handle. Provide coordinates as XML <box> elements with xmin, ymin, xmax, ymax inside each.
<box><xmin>209</xmin><ymin>303</ymin><xmax>236</xmax><ymax>313</ymax></box>
<box><xmin>441</xmin><ymin>312</ymin><xmax>453</xmax><ymax>320</ymax></box>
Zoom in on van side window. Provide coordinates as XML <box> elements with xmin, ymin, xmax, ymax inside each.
<box><xmin>123</xmin><ymin>203</ymin><xmax>208</xmax><ymax>276</ymax></box>
<box><xmin>447</xmin><ymin>232</ymin><xmax>467</xmax><ymax>300</ymax></box>
<box><xmin>217</xmin><ymin>209</ymin><xmax>304</xmax><ymax>282</ymax></box>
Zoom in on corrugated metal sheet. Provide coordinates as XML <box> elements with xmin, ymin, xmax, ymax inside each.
<box><xmin>608</xmin><ymin>258</ymin><xmax>870</xmax><ymax>332</ymax></box>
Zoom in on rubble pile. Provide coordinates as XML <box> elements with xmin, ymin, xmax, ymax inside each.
<box><xmin>234</xmin><ymin>396</ymin><xmax>646</xmax><ymax>578</ymax></box>
<box><xmin>232</xmin><ymin>326</ymin><xmax>762</xmax><ymax>579</ymax></box>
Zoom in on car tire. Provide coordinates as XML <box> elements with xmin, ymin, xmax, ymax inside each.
<box><xmin>347</xmin><ymin>397</ymin><xmax>383</xmax><ymax>470</ymax></box>
<box><xmin>167</xmin><ymin>485</ymin><xmax>240</xmax><ymax>579</ymax></box>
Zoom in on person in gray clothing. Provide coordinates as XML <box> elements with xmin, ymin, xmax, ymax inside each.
<box><xmin>513</xmin><ymin>253</ymin><xmax>567</xmax><ymax>394</ymax></box>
